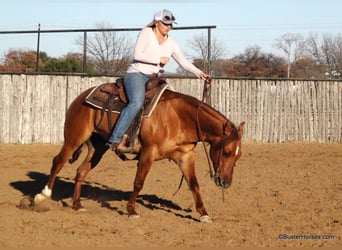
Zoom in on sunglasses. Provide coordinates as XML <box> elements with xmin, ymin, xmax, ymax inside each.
<box><xmin>162</xmin><ymin>15</ymin><xmax>175</xmax><ymax>22</ymax></box>
<box><xmin>160</xmin><ymin>14</ymin><xmax>176</xmax><ymax>26</ymax></box>
<box><xmin>161</xmin><ymin>21</ymin><xmax>173</xmax><ymax>27</ymax></box>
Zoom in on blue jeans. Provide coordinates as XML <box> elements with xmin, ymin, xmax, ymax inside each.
<box><xmin>108</xmin><ymin>72</ymin><xmax>149</xmax><ymax>143</ymax></box>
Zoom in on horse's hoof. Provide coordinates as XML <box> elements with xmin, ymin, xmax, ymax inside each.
<box><xmin>199</xmin><ymin>215</ymin><xmax>212</xmax><ymax>223</ymax></box>
<box><xmin>76</xmin><ymin>207</ymin><xmax>87</xmax><ymax>212</ymax></box>
<box><xmin>128</xmin><ymin>214</ymin><xmax>140</xmax><ymax>219</ymax></box>
<box><xmin>19</xmin><ymin>197</ymin><xmax>33</xmax><ymax>210</ymax></box>
<box><xmin>34</xmin><ymin>193</ymin><xmax>47</xmax><ymax>204</ymax></box>
<box><xmin>34</xmin><ymin>186</ymin><xmax>52</xmax><ymax>204</ymax></box>
<box><xmin>73</xmin><ymin>204</ymin><xmax>86</xmax><ymax>212</ymax></box>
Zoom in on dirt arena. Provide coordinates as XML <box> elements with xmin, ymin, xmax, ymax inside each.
<box><xmin>0</xmin><ymin>142</ymin><xmax>341</xmax><ymax>247</ymax></box>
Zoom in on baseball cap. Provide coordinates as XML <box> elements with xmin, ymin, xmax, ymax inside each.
<box><xmin>146</xmin><ymin>9</ymin><xmax>177</xmax><ymax>27</ymax></box>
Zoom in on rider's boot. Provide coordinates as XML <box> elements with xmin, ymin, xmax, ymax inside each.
<box><xmin>107</xmin><ymin>134</ymin><xmax>133</xmax><ymax>154</ymax></box>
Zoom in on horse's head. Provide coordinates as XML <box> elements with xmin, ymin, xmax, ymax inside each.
<box><xmin>209</xmin><ymin>122</ymin><xmax>245</xmax><ymax>189</ymax></box>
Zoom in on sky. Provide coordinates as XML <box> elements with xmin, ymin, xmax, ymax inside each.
<box><xmin>1</xmin><ymin>0</ymin><xmax>342</xmax><ymax>72</ymax></box>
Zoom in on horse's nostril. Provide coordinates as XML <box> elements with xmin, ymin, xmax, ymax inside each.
<box><xmin>215</xmin><ymin>177</ymin><xmax>230</xmax><ymax>188</ymax></box>
<box><xmin>215</xmin><ymin>177</ymin><xmax>221</xmax><ymax>187</ymax></box>
<box><xmin>221</xmin><ymin>180</ymin><xmax>230</xmax><ymax>189</ymax></box>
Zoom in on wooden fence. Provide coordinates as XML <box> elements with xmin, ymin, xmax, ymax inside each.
<box><xmin>0</xmin><ymin>74</ymin><xmax>341</xmax><ymax>143</ymax></box>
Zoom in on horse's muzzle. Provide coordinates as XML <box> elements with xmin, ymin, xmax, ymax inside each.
<box><xmin>214</xmin><ymin>177</ymin><xmax>230</xmax><ymax>189</ymax></box>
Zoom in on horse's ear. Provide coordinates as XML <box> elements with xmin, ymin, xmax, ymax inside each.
<box><xmin>238</xmin><ymin>122</ymin><xmax>245</xmax><ymax>138</ymax></box>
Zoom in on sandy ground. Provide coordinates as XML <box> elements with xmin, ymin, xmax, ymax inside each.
<box><xmin>0</xmin><ymin>142</ymin><xmax>341</xmax><ymax>247</ymax></box>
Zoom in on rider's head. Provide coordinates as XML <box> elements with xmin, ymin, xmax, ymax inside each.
<box><xmin>146</xmin><ymin>9</ymin><xmax>177</xmax><ymax>27</ymax></box>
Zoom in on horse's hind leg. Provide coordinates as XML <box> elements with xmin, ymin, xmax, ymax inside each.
<box><xmin>127</xmin><ymin>152</ymin><xmax>154</xmax><ymax>217</ymax></box>
<box><xmin>72</xmin><ymin>140</ymin><xmax>93</xmax><ymax>210</ymax></box>
<box><xmin>72</xmin><ymin>133</ymin><xmax>108</xmax><ymax>210</ymax></box>
<box><xmin>34</xmin><ymin>142</ymin><xmax>82</xmax><ymax>203</ymax></box>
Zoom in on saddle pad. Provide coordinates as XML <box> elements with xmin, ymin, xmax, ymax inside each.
<box><xmin>84</xmin><ymin>83</ymin><xmax>174</xmax><ymax>118</ymax></box>
<box><xmin>143</xmin><ymin>83</ymin><xmax>174</xmax><ymax>117</ymax></box>
<box><xmin>84</xmin><ymin>83</ymin><xmax>122</xmax><ymax>114</ymax></box>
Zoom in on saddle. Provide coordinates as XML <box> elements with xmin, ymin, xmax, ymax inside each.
<box><xmin>85</xmin><ymin>77</ymin><xmax>173</xmax><ymax>150</ymax></box>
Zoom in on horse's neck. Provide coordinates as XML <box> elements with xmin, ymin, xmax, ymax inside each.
<box><xmin>162</xmin><ymin>90</ymin><xmax>230</xmax><ymax>142</ymax></box>
<box><xmin>195</xmin><ymin>103</ymin><xmax>229</xmax><ymax>142</ymax></box>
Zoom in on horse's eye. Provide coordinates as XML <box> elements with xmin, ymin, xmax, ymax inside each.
<box><xmin>223</xmin><ymin>151</ymin><xmax>230</xmax><ymax>157</ymax></box>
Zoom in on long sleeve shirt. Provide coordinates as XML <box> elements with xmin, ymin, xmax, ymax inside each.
<box><xmin>126</xmin><ymin>27</ymin><xmax>203</xmax><ymax>77</ymax></box>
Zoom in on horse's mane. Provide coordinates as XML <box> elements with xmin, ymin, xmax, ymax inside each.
<box><xmin>164</xmin><ymin>89</ymin><xmax>240</xmax><ymax>141</ymax></box>
<box><xmin>162</xmin><ymin>89</ymin><xmax>229</xmax><ymax>123</ymax></box>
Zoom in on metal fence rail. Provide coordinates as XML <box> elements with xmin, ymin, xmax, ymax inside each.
<box><xmin>0</xmin><ymin>74</ymin><xmax>341</xmax><ymax>143</ymax></box>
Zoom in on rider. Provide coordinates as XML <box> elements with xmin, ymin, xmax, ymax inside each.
<box><xmin>107</xmin><ymin>9</ymin><xmax>211</xmax><ymax>153</ymax></box>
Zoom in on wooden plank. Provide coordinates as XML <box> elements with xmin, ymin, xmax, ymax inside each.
<box><xmin>0</xmin><ymin>75</ymin><xmax>341</xmax><ymax>143</ymax></box>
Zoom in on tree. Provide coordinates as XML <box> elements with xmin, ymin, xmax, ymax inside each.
<box><xmin>39</xmin><ymin>53</ymin><xmax>96</xmax><ymax>73</ymax></box>
<box><xmin>0</xmin><ymin>49</ymin><xmax>39</xmax><ymax>72</ymax></box>
<box><xmin>178</xmin><ymin>33</ymin><xmax>227</xmax><ymax>77</ymax></box>
<box><xmin>76</xmin><ymin>22</ymin><xmax>134</xmax><ymax>75</ymax></box>
<box><xmin>291</xmin><ymin>57</ymin><xmax>323</xmax><ymax>79</ymax></box>
<box><xmin>224</xmin><ymin>46</ymin><xmax>287</xmax><ymax>77</ymax></box>
<box><xmin>274</xmin><ymin>33</ymin><xmax>305</xmax><ymax>78</ymax></box>
<box><xmin>306</xmin><ymin>32</ymin><xmax>342</xmax><ymax>78</ymax></box>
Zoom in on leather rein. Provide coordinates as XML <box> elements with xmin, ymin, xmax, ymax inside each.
<box><xmin>197</xmin><ymin>78</ymin><xmax>235</xmax><ymax>178</ymax></box>
<box><xmin>196</xmin><ymin>77</ymin><xmax>228</xmax><ymax>201</ymax></box>
<box><xmin>196</xmin><ymin>77</ymin><xmax>216</xmax><ymax>179</ymax></box>
<box><xmin>175</xmin><ymin>77</ymin><xmax>229</xmax><ymax>199</ymax></box>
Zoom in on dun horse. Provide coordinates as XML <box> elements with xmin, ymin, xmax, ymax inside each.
<box><xmin>34</xmin><ymin>79</ymin><xmax>245</xmax><ymax>222</ymax></box>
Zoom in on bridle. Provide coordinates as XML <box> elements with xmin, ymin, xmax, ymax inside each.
<box><xmin>195</xmin><ymin>77</ymin><xmax>238</xmax><ymax>202</ymax></box>
<box><xmin>196</xmin><ymin>77</ymin><xmax>215</xmax><ymax>178</ymax></box>
<box><xmin>174</xmin><ymin>77</ymin><xmax>235</xmax><ymax>198</ymax></box>
<box><xmin>196</xmin><ymin>77</ymin><xmax>234</xmax><ymax>180</ymax></box>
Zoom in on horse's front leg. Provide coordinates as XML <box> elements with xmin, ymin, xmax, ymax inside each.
<box><xmin>175</xmin><ymin>150</ymin><xmax>212</xmax><ymax>223</ymax></box>
<box><xmin>126</xmin><ymin>153</ymin><xmax>153</xmax><ymax>218</ymax></box>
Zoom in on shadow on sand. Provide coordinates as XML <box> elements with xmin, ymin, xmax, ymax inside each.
<box><xmin>10</xmin><ymin>171</ymin><xmax>196</xmax><ymax>221</ymax></box>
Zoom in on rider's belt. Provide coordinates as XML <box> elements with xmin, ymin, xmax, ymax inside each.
<box><xmin>141</xmin><ymin>70</ymin><xmax>165</xmax><ymax>79</ymax></box>
<box><xmin>133</xmin><ymin>59</ymin><xmax>164</xmax><ymax>68</ymax></box>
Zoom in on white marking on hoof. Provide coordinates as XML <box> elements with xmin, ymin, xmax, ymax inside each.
<box><xmin>128</xmin><ymin>214</ymin><xmax>140</xmax><ymax>219</ymax></box>
<box><xmin>42</xmin><ymin>185</ymin><xmax>52</xmax><ymax>197</ymax></box>
<box><xmin>76</xmin><ymin>208</ymin><xmax>87</xmax><ymax>212</ymax></box>
<box><xmin>34</xmin><ymin>193</ymin><xmax>46</xmax><ymax>204</ymax></box>
<box><xmin>199</xmin><ymin>215</ymin><xmax>212</xmax><ymax>223</ymax></box>
<box><xmin>33</xmin><ymin>185</ymin><xmax>52</xmax><ymax>204</ymax></box>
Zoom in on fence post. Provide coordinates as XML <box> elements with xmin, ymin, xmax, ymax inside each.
<box><xmin>36</xmin><ymin>23</ymin><xmax>41</xmax><ymax>72</ymax></box>
<box><xmin>83</xmin><ymin>31</ymin><xmax>87</xmax><ymax>73</ymax></box>
<box><xmin>207</xmin><ymin>27</ymin><xmax>211</xmax><ymax>75</ymax></box>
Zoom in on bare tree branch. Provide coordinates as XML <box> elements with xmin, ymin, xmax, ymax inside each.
<box><xmin>76</xmin><ymin>22</ymin><xmax>134</xmax><ymax>74</ymax></box>
<box><xmin>274</xmin><ymin>33</ymin><xmax>305</xmax><ymax>78</ymax></box>
<box><xmin>185</xmin><ymin>33</ymin><xmax>227</xmax><ymax>76</ymax></box>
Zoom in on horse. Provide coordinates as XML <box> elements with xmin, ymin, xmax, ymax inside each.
<box><xmin>34</xmin><ymin>79</ymin><xmax>245</xmax><ymax>222</ymax></box>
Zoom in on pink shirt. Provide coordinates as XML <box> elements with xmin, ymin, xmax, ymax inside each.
<box><xmin>127</xmin><ymin>27</ymin><xmax>203</xmax><ymax>77</ymax></box>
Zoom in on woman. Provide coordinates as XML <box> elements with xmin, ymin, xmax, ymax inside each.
<box><xmin>108</xmin><ymin>9</ymin><xmax>210</xmax><ymax>153</ymax></box>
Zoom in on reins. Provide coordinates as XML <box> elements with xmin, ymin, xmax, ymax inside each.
<box><xmin>196</xmin><ymin>77</ymin><xmax>225</xmax><ymax>202</ymax></box>
<box><xmin>196</xmin><ymin>77</ymin><xmax>215</xmax><ymax>179</ymax></box>
<box><xmin>173</xmin><ymin>77</ymin><xmax>214</xmax><ymax>196</ymax></box>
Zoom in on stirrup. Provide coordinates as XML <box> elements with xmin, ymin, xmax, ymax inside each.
<box><xmin>116</xmin><ymin>144</ymin><xmax>133</xmax><ymax>154</ymax></box>
<box><xmin>106</xmin><ymin>142</ymin><xmax>133</xmax><ymax>154</ymax></box>
<box><xmin>107</xmin><ymin>134</ymin><xmax>133</xmax><ymax>154</ymax></box>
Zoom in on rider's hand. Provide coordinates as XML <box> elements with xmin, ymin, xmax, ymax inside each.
<box><xmin>200</xmin><ymin>72</ymin><xmax>211</xmax><ymax>84</ymax></box>
<box><xmin>160</xmin><ymin>57</ymin><xmax>169</xmax><ymax>66</ymax></box>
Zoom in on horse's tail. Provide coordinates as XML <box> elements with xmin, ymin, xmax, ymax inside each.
<box><xmin>68</xmin><ymin>144</ymin><xmax>84</xmax><ymax>164</ymax></box>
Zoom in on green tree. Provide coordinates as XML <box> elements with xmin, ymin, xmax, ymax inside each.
<box><xmin>39</xmin><ymin>53</ymin><xmax>96</xmax><ymax>73</ymax></box>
